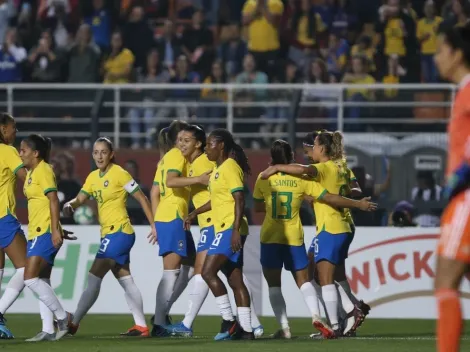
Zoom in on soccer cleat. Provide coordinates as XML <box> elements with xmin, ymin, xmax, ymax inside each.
<box><xmin>343</xmin><ymin>306</ymin><xmax>365</xmax><ymax>336</ymax></box>
<box><xmin>214</xmin><ymin>319</ymin><xmax>239</xmax><ymax>341</ymax></box>
<box><xmin>232</xmin><ymin>330</ymin><xmax>255</xmax><ymax>340</ymax></box>
<box><xmin>271</xmin><ymin>327</ymin><xmax>292</xmax><ymax>339</ymax></box>
<box><xmin>165</xmin><ymin>315</ymin><xmax>172</xmax><ymax>326</ymax></box>
<box><xmin>0</xmin><ymin>313</ymin><xmax>14</xmax><ymax>339</ymax></box>
<box><xmin>166</xmin><ymin>322</ymin><xmax>193</xmax><ymax>337</ymax></box>
<box><xmin>309</xmin><ymin>332</ymin><xmax>324</xmax><ymax>340</ymax></box>
<box><xmin>358</xmin><ymin>300</ymin><xmax>371</xmax><ymax>316</ymax></box>
<box><xmin>55</xmin><ymin>313</ymin><xmax>73</xmax><ymax>341</ymax></box>
<box><xmin>253</xmin><ymin>325</ymin><xmax>264</xmax><ymax>339</ymax></box>
<box><xmin>312</xmin><ymin>315</ymin><xmax>335</xmax><ymax>339</ymax></box>
<box><xmin>25</xmin><ymin>331</ymin><xmax>56</xmax><ymax>342</ymax></box>
<box><xmin>120</xmin><ymin>325</ymin><xmax>149</xmax><ymax>337</ymax></box>
<box><xmin>151</xmin><ymin>324</ymin><xmax>169</xmax><ymax>337</ymax></box>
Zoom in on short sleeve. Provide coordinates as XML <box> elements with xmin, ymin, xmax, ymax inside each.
<box><xmin>39</xmin><ymin>166</ymin><xmax>58</xmax><ymax>195</ymax></box>
<box><xmin>242</xmin><ymin>0</ymin><xmax>255</xmax><ymax>15</ymax></box>
<box><xmin>304</xmin><ymin>180</ymin><xmax>327</xmax><ymax>200</ymax></box>
<box><xmin>80</xmin><ymin>173</ymin><xmax>93</xmax><ymax>197</ymax></box>
<box><xmin>226</xmin><ymin>161</ymin><xmax>244</xmax><ymax>194</ymax></box>
<box><xmin>166</xmin><ymin>149</ymin><xmax>185</xmax><ymax>176</ymax></box>
<box><xmin>269</xmin><ymin>0</ymin><xmax>284</xmax><ymax>15</ymax></box>
<box><xmin>5</xmin><ymin>146</ymin><xmax>23</xmax><ymax>175</ymax></box>
<box><xmin>312</xmin><ymin>163</ymin><xmax>325</xmax><ymax>181</ymax></box>
<box><xmin>253</xmin><ymin>175</ymin><xmax>265</xmax><ymax>201</ymax></box>
<box><xmin>123</xmin><ymin>49</ymin><xmax>135</xmax><ymax>65</ymax></box>
<box><xmin>120</xmin><ymin>169</ymin><xmax>140</xmax><ymax>194</ymax></box>
<box><xmin>349</xmin><ymin>169</ymin><xmax>357</xmax><ymax>182</ymax></box>
<box><xmin>153</xmin><ymin>162</ymin><xmax>161</xmax><ymax>185</ymax></box>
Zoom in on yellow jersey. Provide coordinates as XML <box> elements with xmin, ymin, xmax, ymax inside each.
<box><xmin>153</xmin><ymin>148</ymin><xmax>190</xmax><ymax>222</ymax></box>
<box><xmin>253</xmin><ymin>172</ymin><xmax>327</xmax><ymax>246</ymax></box>
<box><xmin>297</xmin><ymin>13</ymin><xmax>326</xmax><ymax>46</ymax></box>
<box><xmin>243</xmin><ymin>0</ymin><xmax>284</xmax><ymax>52</ymax></box>
<box><xmin>0</xmin><ymin>144</ymin><xmax>23</xmax><ymax>219</ymax></box>
<box><xmin>384</xmin><ymin>18</ymin><xmax>406</xmax><ymax>56</ymax></box>
<box><xmin>189</xmin><ymin>153</ymin><xmax>216</xmax><ymax>229</ymax></box>
<box><xmin>81</xmin><ymin>164</ymin><xmax>138</xmax><ymax>237</ymax></box>
<box><xmin>209</xmin><ymin>158</ymin><xmax>248</xmax><ymax>235</ymax></box>
<box><xmin>351</xmin><ymin>44</ymin><xmax>376</xmax><ymax>71</ymax></box>
<box><xmin>416</xmin><ymin>17</ymin><xmax>443</xmax><ymax>55</ymax></box>
<box><xmin>103</xmin><ymin>48</ymin><xmax>134</xmax><ymax>84</ymax></box>
<box><xmin>24</xmin><ymin>160</ymin><xmax>59</xmax><ymax>240</ymax></box>
<box><xmin>346</xmin><ymin>75</ymin><xmax>375</xmax><ymax>100</ymax></box>
<box><xmin>312</xmin><ymin>160</ymin><xmax>352</xmax><ymax>235</ymax></box>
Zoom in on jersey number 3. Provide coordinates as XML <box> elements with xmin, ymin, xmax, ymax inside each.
<box><xmin>271</xmin><ymin>191</ymin><xmax>293</xmax><ymax>220</ymax></box>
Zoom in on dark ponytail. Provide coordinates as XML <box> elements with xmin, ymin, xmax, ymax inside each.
<box><xmin>95</xmin><ymin>137</ymin><xmax>116</xmax><ymax>163</ymax></box>
<box><xmin>210</xmin><ymin>128</ymin><xmax>251</xmax><ymax>175</ymax></box>
<box><xmin>167</xmin><ymin>119</ymin><xmax>189</xmax><ymax>146</ymax></box>
<box><xmin>182</xmin><ymin>124</ymin><xmax>206</xmax><ymax>151</ymax></box>
<box><xmin>271</xmin><ymin>139</ymin><xmax>294</xmax><ymax>165</ymax></box>
<box><xmin>158</xmin><ymin>127</ymin><xmax>171</xmax><ymax>154</ymax></box>
<box><xmin>23</xmin><ymin>134</ymin><xmax>53</xmax><ymax>162</ymax></box>
<box><xmin>0</xmin><ymin>112</ymin><xmax>14</xmax><ymax>144</ymax></box>
<box><xmin>317</xmin><ymin>130</ymin><xmax>345</xmax><ymax>160</ymax></box>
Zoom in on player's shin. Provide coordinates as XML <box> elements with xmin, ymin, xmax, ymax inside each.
<box><xmin>322</xmin><ymin>284</ymin><xmax>339</xmax><ymax>329</ymax></box>
<box><xmin>0</xmin><ymin>267</ymin><xmax>25</xmax><ymax>315</ymax></box>
<box><xmin>166</xmin><ymin>265</ymin><xmax>194</xmax><ymax>314</ymax></box>
<box><xmin>73</xmin><ymin>273</ymin><xmax>102</xmax><ymax>325</ymax></box>
<box><xmin>182</xmin><ymin>274</ymin><xmax>209</xmax><ymax>328</ymax></box>
<box><xmin>436</xmin><ymin>288</ymin><xmax>462</xmax><ymax>352</ymax></box>
<box><xmin>119</xmin><ymin>275</ymin><xmax>146</xmax><ymax>327</ymax></box>
<box><xmin>154</xmin><ymin>269</ymin><xmax>179</xmax><ymax>326</ymax></box>
<box><xmin>39</xmin><ymin>279</ymin><xmax>55</xmax><ymax>334</ymax></box>
<box><xmin>268</xmin><ymin>287</ymin><xmax>289</xmax><ymax>329</ymax></box>
<box><xmin>300</xmin><ymin>282</ymin><xmax>321</xmax><ymax>317</ymax></box>
<box><xmin>24</xmin><ymin>277</ymin><xmax>66</xmax><ymax>320</ymax></box>
<box><xmin>242</xmin><ymin>273</ymin><xmax>262</xmax><ymax>328</ymax></box>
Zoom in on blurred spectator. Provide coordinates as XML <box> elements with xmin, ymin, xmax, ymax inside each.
<box><xmin>417</xmin><ymin>1</ymin><xmax>442</xmax><ymax>83</ymax></box>
<box><xmin>343</xmin><ymin>56</ymin><xmax>375</xmax><ymax>131</ymax></box>
<box><xmin>410</xmin><ymin>170</ymin><xmax>442</xmax><ymax>227</ymax></box>
<box><xmin>314</xmin><ymin>0</ymin><xmax>335</xmax><ymax>27</ymax></box>
<box><xmin>16</xmin><ymin>1</ymin><xmax>37</xmax><ymax>51</ymax></box>
<box><xmin>325</xmin><ymin>32</ymin><xmax>349</xmax><ymax>76</ymax></box>
<box><xmin>382</xmin><ymin>54</ymin><xmax>406</xmax><ymax>100</ymax></box>
<box><xmin>177</xmin><ymin>0</ymin><xmax>202</xmax><ymax>19</ymax></box>
<box><xmin>242</xmin><ymin>0</ymin><xmax>284</xmax><ymax>78</ymax></box>
<box><xmin>330</xmin><ymin>0</ymin><xmax>358</xmax><ymax>39</ymax></box>
<box><xmin>129</xmin><ymin>49</ymin><xmax>170</xmax><ymax>149</ymax></box>
<box><xmin>351</xmin><ymin>35</ymin><xmax>375</xmax><ymax>73</ymax></box>
<box><xmin>199</xmin><ymin>60</ymin><xmax>227</xmax><ymax>128</ymax></box>
<box><xmin>38</xmin><ymin>0</ymin><xmax>71</xmax><ymax>19</ymax></box>
<box><xmin>439</xmin><ymin>0</ymin><xmax>470</xmax><ymax>30</ymax></box>
<box><xmin>289</xmin><ymin>0</ymin><xmax>326</xmax><ymax>72</ymax></box>
<box><xmin>67</xmin><ymin>23</ymin><xmax>100</xmax><ymax>83</ymax></box>
<box><xmin>123</xmin><ymin>5</ymin><xmax>154</xmax><ymax>71</ymax></box>
<box><xmin>156</xmin><ymin>19</ymin><xmax>182</xmax><ymax>69</ymax></box>
<box><xmin>102</xmin><ymin>30</ymin><xmax>134</xmax><ymax>84</ymax></box>
<box><xmin>181</xmin><ymin>9</ymin><xmax>214</xmax><ymax>78</ymax></box>
<box><xmin>0</xmin><ymin>0</ymin><xmax>15</xmax><ymax>44</ymax></box>
<box><xmin>28</xmin><ymin>29</ymin><xmax>63</xmax><ymax>82</ymax></box>
<box><xmin>389</xmin><ymin>200</ymin><xmax>417</xmax><ymax>227</ymax></box>
<box><xmin>217</xmin><ymin>23</ymin><xmax>246</xmax><ymax>80</ymax></box>
<box><xmin>235</xmin><ymin>53</ymin><xmax>269</xmax><ymax>99</ymax></box>
<box><xmin>124</xmin><ymin>159</ymin><xmax>149</xmax><ymax>225</ymax></box>
<box><xmin>0</xmin><ymin>27</ymin><xmax>26</xmax><ymax>82</ymax></box>
<box><xmin>40</xmin><ymin>0</ymin><xmax>73</xmax><ymax>49</ymax></box>
<box><xmin>83</xmin><ymin>0</ymin><xmax>111</xmax><ymax>51</ymax></box>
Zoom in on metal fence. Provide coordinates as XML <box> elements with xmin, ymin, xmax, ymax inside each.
<box><xmin>0</xmin><ymin>83</ymin><xmax>456</xmax><ymax>148</ymax></box>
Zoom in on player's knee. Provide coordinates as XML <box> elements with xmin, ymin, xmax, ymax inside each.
<box><xmin>434</xmin><ymin>256</ymin><xmax>467</xmax><ymax>290</ymax></box>
<box><xmin>201</xmin><ymin>266</ymin><xmax>214</xmax><ymax>284</ymax></box>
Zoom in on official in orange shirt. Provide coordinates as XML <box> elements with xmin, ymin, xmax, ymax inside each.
<box><xmin>433</xmin><ymin>25</ymin><xmax>470</xmax><ymax>352</ymax></box>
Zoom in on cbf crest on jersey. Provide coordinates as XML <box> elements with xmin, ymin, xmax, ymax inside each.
<box><xmin>28</xmin><ymin>177</ymin><xmax>32</xmax><ymax>185</ymax></box>
<box><xmin>104</xmin><ymin>180</ymin><xmax>109</xmax><ymax>188</ymax></box>
<box><xmin>189</xmin><ymin>170</ymin><xmax>193</xmax><ymax>177</ymax></box>
<box><xmin>214</xmin><ymin>172</ymin><xmax>219</xmax><ymax>180</ymax></box>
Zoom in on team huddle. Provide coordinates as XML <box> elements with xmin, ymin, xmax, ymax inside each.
<box><xmin>0</xmin><ymin>113</ymin><xmax>377</xmax><ymax>342</ymax></box>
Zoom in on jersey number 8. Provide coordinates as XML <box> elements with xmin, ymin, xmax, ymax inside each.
<box><xmin>212</xmin><ymin>232</ymin><xmax>223</xmax><ymax>247</ymax></box>
<box><xmin>271</xmin><ymin>191</ymin><xmax>293</xmax><ymax>220</ymax></box>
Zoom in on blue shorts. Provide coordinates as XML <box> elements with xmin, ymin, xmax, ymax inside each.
<box><xmin>155</xmin><ymin>219</ymin><xmax>196</xmax><ymax>257</ymax></box>
<box><xmin>27</xmin><ymin>233</ymin><xmax>59</xmax><ymax>266</ymax></box>
<box><xmin>197</xmin><ymin>225</ymin><xmax>215</xmax><ymax>253</ymax></box>
<box><xmin>309</xmin><ymin>231</ymin><xmax>354</xmax><ymax>265</ymax></box>
<box><xmin>96</xmin><ymin>232</ymin><xmax>136</xmax><ymax>265</ymax></box>
<box><xmin>207</xmin><ymin>228</ymin><xmax>246</xmax><ymax>265</ymax></box>
<box><xmin>0</xmin><ymin>214</ymin><xmax>24</xmax><ymax>249</ymax></box>
<box><xmin>260</xmin><ymin>243</ymin><xmax>309</xmax><ymax>272</ymax></box>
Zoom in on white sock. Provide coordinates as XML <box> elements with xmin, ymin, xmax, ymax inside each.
<box><xmin>118</xmin><ymin>275</ymin><xmax>146</xmax><ymax>327</ymax></box>
<box><xmin>73</xmin><ymin>273</ymin><xmax>102</xmax><ymax>325</ymax></box>
<box><xmin>24</xmin><ymin>277</ymin><xmax>66</xmax><ymax>320</ymax></box>
<box><xmin>154</xmin><ymin>269</ymin><xmax>179</xmax><ymax>326</ymax></box>
<box><xmin>166</xmin><ymin>265</ymin><xmax>194</xmax><ymax>314</ymax></box>
<box><xmin>237</xmin><ymin>307</ymin><xmax>252</xmax><ymax>332</ymax></box>
<box><xmin>0</xmin><ymin>268</ymin><xmax>4</xmax><ymax>292</ymax></box>
<box><xmin>242</xmin><ymin>273</ymin><xmax>261</xmax><ymax>328</ymax></box>
<box><xmin>337</xmin><ymin>280</ymin><xmax>359</xmax><ymax>305</ymax></box>
<box><xmin>336</xmin><ymin>281</ymin><xmax>355</xmax><ymax>314</ymax></box>
<box><xmin>322</xmin><ymin>284</ymin><xmax>339</xmax><ymax>328</ymax></box>
<box><xmin>182</xmin><ymin>274</ymin><xmax>209</xmax><ymax>329</ymax></box>
<box><xmin>0</xmin><ymin>267</ymin><xmax>25</xmax><ymax>314</ymax></box>
<box><xmin>300</xmin><ymin>282</ymin><xmax>321</xmax><ymax>317</ymax></box>
<box><xmin>215</xmin><ymin>294</ymin><xmax>234</xmax><ymax>321</ymax></box>
<box><xmin>268</xmin><ymin>287</ymin><xmax>289</xmax><ymax>329</ymax></box>
<box><xmin>39</xmin><ymin>278</ymin><xmax>55</xmax><ymax>334</ymax></box>
<box><xmin>311</xmin><ymin>279</ymin><xmax>328</xmax><ymax>322</ymax></box>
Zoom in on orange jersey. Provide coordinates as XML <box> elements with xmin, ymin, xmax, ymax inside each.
<box><xmin>447</xmin><ymin>75</ymin><xmax>470</xmax><ymax>180</ymax></box>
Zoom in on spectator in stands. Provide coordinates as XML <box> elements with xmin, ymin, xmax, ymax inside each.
<box><xmin>242</xmin><ymin>0</ymin><xmax>284</xmax><ymax>78</ymax></box>
<box><xmin>124</xmin><ymin>159</ymin><xmax>149</xmax><ymax>225</ymax></box>
<box><xmin>199</xmin><ymin>59</ymin><xmax>227</xmax><ymax>129</ymax></box>
<box><xmin>16</xmin><ymin>2</ymin><xmax>37</xmax><ymax>51</ymax></box>
<box><xmin>235</xmin><ymin>53</ymin><xmax>269</xmax><ymax>100</ymax></box>
<box><xmin>67</xmin><ymin>23</ymin><xmax>100</xmax><ymax>83</ymax></box>
<box><xmin>181</xmin><ymin>9</ymin><xmax>214</xmax><ymax>78</ymax></box>
<box><xmin>0</xmin><ymin>27</ymin><xmax>26</xmax><ymax>82</ymax></box>
<box><xmin>102</xmin><ymin>30</ymin><xmax>134</xmax><ymax>84</ymax></box>
<box><xmin>289</xmin><ymin>0</ymin><xmax>326</xmax><ymax>73</ymax></box>
<box><xmin>40</xmin><ymin>0</ymin><xmax>73</xmax><ymax>49</ymax></box>
<box><xmin>156</xmin><ymin>19</ymin><xmax>182</xmax><ymax>69</ymax></box>
<box><xmin>83</xmin><ymin>0</ymin><xmax>112</xmax><ymax>51</ymax></box>
<box><xmin>342</xmin><ymin>56</ymin><xmax>376</xmax><ymax>131</ymax></box>
<box><xmin>217</xmin><ymin>23</ymin><xmax>247</xmax><ymax>80</ymax></box>
<box><xmin>439</xmin><ymin>0</ymin><xmax>470</xmax><ymax>30</ymax></box>
<box><xmin>122</xmin><ymin>5</ymin><xmax>154</xmax><ymax>71</ymax></box>
<box><xmin>410</xmin><ymin>170</ymin><xmax>442</xmax><ymax>227</ymax></box>
<box><xmin>129</xmin><ymin>49</ymin><xmax>170</xmax><ymax>149</ymax></box>
<box><xmin>382</xmin><ymin>54</ymin><xmax>406</xmax><ymax>110</ymax></box>
<box><xmin>325</xmin><ymin>32</ymin><xmax>349</xmax><ymax>76</ymax></box>
<box><xmin>351</xmin><ymin>35</ymin><xmax>375</xmax><ymax>73</ymax></box>
<box><xmin>0</xmin><ymin>0</ymin><xmax>15</xmax><ymax>44</ymax></box>
<box><xmin>28</xmin><ymin>29</ymin><xmax>63</xmax><ymax>82</ymax></box>
<box><xmin>330</xmin><ymin>0</ymin><xmax>358</xmax><ymax>40</ymax></box>
<box><xmin>417</xmin><ymin>1</ymin><xmax>442</xmax><ymax>83</ymax></box>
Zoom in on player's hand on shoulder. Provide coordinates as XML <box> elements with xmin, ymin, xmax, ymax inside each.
<box><xmin>261</xmin><ymin>165</ymin><xmax>278</xmax><ymax>180</ymax></box>
<box><xmin>359</xmin><ymin>197</ymin><xmax>378</xmax><ymax>212</ymax></box>
<box><xmin>62</xmin><ymin>229</ymin><xmax>77</xmax><ymax>241</ymax></box>
<box><xmin>197</xmin><ymin>171</ymin><xmax>212</xmax><ymax>186</ymax></box>
<box><xmin>63</xmin><ymin>202</ymin><xmax>74</xmax><ymax>217</ymax></box>
<box><xmin>147</xmin><ymin>224</ymin><xmax>157</xmax><ymax>245</ymax></box>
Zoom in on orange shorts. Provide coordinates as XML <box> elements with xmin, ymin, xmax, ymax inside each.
<box><xmin>437</xmin><ymin>190</ymin><xmax>470</xmax><ymax>263</ymax></box>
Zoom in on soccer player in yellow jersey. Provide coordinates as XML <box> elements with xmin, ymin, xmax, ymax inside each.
<box><xmin>254</xmin><ymin>140</ymin><xmax>376</xmax><ymax>339</ymax></box>
<box><xmin>63</xmin><ymin>137</ymin><xmax>155</xmax><ymax>337</ymax></box>
<box><xmin>261</xmin><ymin>131</ymin><xmax>375</xmax><ymax>338</ymax></box>
<box><xmin>185</xmin><ymin>129</ymin><xmax>254</xmax><ymax>340</ymax></box>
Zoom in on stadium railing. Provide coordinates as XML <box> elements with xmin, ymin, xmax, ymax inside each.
<box><xmin>0</xmin><ymin>83</ymin><xmax>456</xmax><ymax>148</ymax></box>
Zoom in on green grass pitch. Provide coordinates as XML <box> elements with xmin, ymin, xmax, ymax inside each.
<box><xmin>2</xmin><ymin>314</ymin><xmax>469</xmax><ymax>351</ymax></box>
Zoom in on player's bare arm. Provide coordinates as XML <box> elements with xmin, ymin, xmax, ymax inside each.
<box><xmin>63</xmin><ymin>191</ymin><xmax>88</xmax><ymax>217</ymax></box>
<box><xmin>231</xmin><ymin>191</ymin><xmax>245</xmax><ymax>252</ymax></box>
<box><xmin>261</xmin><ymin>164</ymin><xmax>317</xmax><ymax>179</ymax></box>
<box><xmin>322</xmin><ymin>193</ymin><xmax>378</xmax><ymax>212</ymax></box>
<box><xmin>166</xmin><ymin>170</ymin><xmax>210</xmax><ymax>188</ymax></box>
<box><xmin>132</xmin><ymin>189</ymin><xmax>157</xmax><ymax>245</ymax></box>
